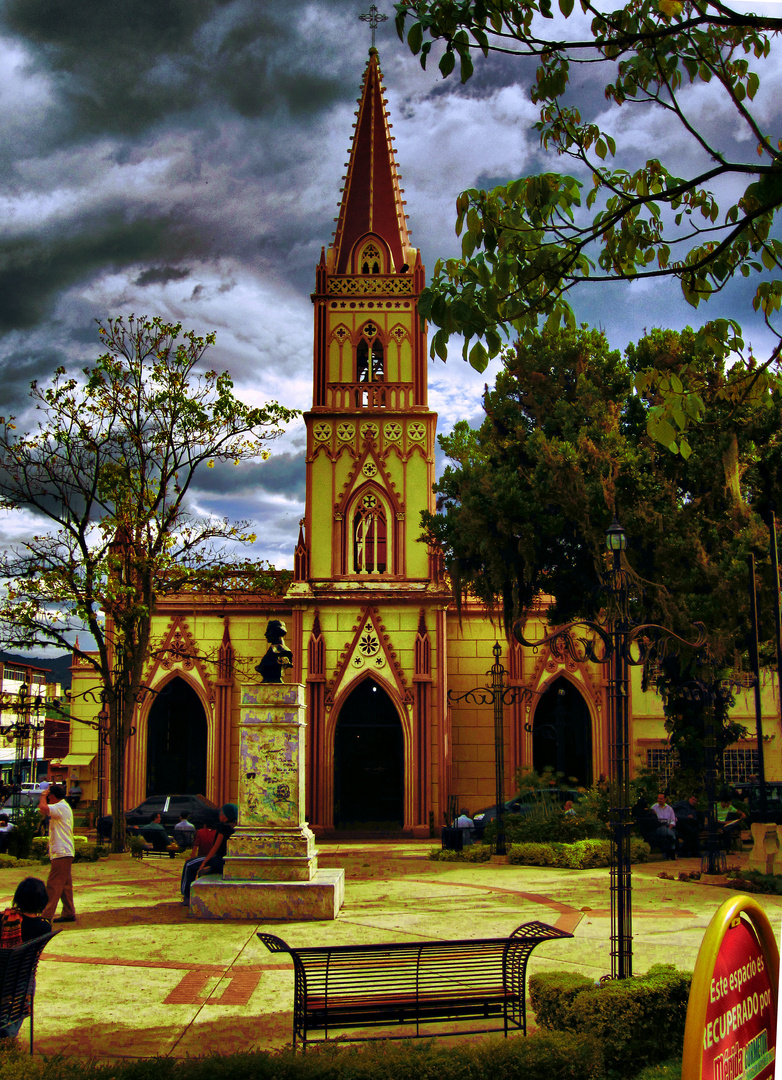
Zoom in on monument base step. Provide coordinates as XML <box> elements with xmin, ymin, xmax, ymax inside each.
<box><xmin>189</xmin><ymin>868</ymin><xmax>345</xmax><ymax>921</ymax></box>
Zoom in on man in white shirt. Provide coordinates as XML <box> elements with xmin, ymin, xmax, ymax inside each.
<box><xmin>38</xmin><ymin>782</ymin><xmax>76</xmax><ymax>922</ymax></box>
<box><xmin>651</xmin><ymin>792</ymin><xmax>678</xmax><ymax>860</ymax></box>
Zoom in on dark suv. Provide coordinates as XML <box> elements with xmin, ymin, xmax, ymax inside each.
<box><xmin>124</xmin><ymin>794</ymin><xmax>220</xmax><ymax>836</ymax></box>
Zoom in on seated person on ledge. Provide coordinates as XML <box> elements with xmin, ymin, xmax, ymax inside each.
<box><xmin>173</xmin><ymin>812</ymin><xmax>196</xmax><ymax>851</ymax></box>
<box><xmin>716</xmin><ymin>797</ymin><xmax>746</xmax><ymax>852</ymax></box>
<box><xmin>672</xmin><ymin>795</ymin><xmax>703</xmax><ymax>856</ymax></box>
<box><xmin>139</xmin><ymin>812</ymin><xmax>177</xmax><ymax>853</ymax></box>
<box><xmin>651</xmin><ymin>792</ymin><xmax>678</xmax><ymax>860</ymax></box>
<box><xmin>181</xmin><ymin>804</ymin><xmax>238</xmax><ymax>904</ymax></box>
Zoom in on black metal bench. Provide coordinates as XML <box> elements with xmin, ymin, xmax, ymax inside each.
<box><xmin>0</xmin><ymin>930</ymin><xmax>59</xmax><ymax>1052</ymax></box>
<box><xmin>258</xmin><ymin>919</ymin><xmax>573</xmax><ymax>1049</ymax></box>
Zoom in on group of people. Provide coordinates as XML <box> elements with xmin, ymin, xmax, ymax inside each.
<box><xmin>633</xmin><ymin>791</ymin><xmax>746</xmax><ymax>860</ymax></box>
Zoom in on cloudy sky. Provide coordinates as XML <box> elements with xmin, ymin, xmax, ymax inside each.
<box><xmin>0</xmin><ymin>0</ymin><xmax>779</xmax><ymax>572</ymax></box>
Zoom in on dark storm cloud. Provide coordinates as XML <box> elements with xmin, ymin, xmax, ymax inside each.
<box><xmin>194</xmin><ymin>452</ymin><xmax>306</xmax><ymax>501</ymax></box>
<box><xmin>2</xmin><ymin>0</ymin><xmax>358</xmax><ymax>141</ymax></box>
<box><xmin>134</xmin><ymin>265</ymin><xmax>191</xmax><ymax>287</ymax></box>
<box><xmin>0</xmin><ymin>211</ymin><xmax>201</xmax><ymax>331</ymax></box>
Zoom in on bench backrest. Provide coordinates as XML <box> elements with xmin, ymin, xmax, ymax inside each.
<box><xmin>259</xmin><ymin>920</ymin><xmax>572</xmax><ymax>1003</ymax></box>
<box><xmin>0</xmin><ymin>931</ymin><xmax>59</xmax><ymax>1027</ymax></box>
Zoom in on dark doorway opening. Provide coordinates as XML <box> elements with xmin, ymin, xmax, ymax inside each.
<box><xmin>532</xmin><ymin>677</ymin><xmax>592</xmax><ymax>786</ymax></box>
<box><xmin>146</xmin><ymin>678</ymin><xmax>207</xmax><ymax>796</ymax></box>
<box><xmin>334</xmin><ymin>678</ymin><xmax>403</xmax><ymax>829</ymax></box>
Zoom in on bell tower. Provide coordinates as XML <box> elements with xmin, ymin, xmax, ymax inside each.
<box><xmin>298</xmin><ymin>47</ymin><xmax>435</xmax><ymax>585</ymax></box>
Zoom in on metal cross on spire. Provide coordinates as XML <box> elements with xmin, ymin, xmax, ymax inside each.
<box><xmin>359</xmin><ymin>4</ymin><xmax>388</xmax><ymax>48</ymax></box>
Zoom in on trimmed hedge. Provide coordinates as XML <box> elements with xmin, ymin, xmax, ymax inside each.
<box><xmin>428</xmin><ymin>844</ymin><xmax>492</xmax><ymax>862</ymax></box>
<box><xmin>508</xmin><ymin>838</ymin><xmax>650</xmax><ymax>868</ymax></box>
<box><xmin>529</xmin><ymin>965</ymin><xmax>691</xmax><ymax>1075</ymax></box>
<box><xmin>529</xmin><ymin>971</ymin><xmax>594</xmax><ymax>1029</ymax></box>
<box><xmin>0</xmin><ymin>1031</ymin><xmax>606</xmax><ymax>1080</ymax></box>
<box><xmin>29</xmin><ymin>838</ymin><xmax>107</xmax><ymax>864</ymax></box>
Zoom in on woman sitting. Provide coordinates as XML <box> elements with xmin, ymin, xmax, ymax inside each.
<box><xmin>180</xmin><ymin>805</ymin><xmax>238</xmax><ymax>905</ymax></box>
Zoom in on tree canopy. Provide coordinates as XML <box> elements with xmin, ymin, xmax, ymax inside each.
<box><xmin>395</xmin><ymin>0</ymin><xmax>782</xmax><ymax>454</ymax></box>
<box><xmin>0</xmin><ymin>316</ymin><xmax>298</xmax><ymax>847</ymax></box>
<box><xmin>426</xmin><ymin>324</ymin><xmax>782</xmax><ymax>666</ymax></box>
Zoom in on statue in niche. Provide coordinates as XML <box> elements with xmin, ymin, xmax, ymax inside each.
<box><xmin>256</xmin><ymin>619</ymin><xmax>293</xmax><ymax>683</ymax></box>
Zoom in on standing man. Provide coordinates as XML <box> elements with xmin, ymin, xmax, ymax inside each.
<box><xmin>38</xmin><ymin>782</ymin><xmax>76</xmax><ymax>923</ymax></box>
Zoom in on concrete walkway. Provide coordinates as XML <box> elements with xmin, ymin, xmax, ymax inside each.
<box><xmin>2</xmin><ymin>843</ymin><xmax>778</xmax><ymax>1060</ymax></box>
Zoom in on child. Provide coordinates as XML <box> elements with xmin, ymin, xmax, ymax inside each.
<box><xmin>12</xmin><ymin>878</ymin><xmax>51</xmax><ymax>942</ymax></box>
<box><xmin>0</xmin><ymin>877</ymin><xmax>51</xmax><ymax>1039</ymax></box>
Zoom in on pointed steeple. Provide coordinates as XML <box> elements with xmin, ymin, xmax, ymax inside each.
<box><xmin>331</xmin><ymin>48</ymin><xmax>413</xmax><ymax>275</ymax></box>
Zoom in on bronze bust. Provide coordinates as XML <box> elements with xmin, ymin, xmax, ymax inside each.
<box><xmin>256</xmin><ymin>619</ymin><xmax>293</xmax><ymax>683</ymax></box>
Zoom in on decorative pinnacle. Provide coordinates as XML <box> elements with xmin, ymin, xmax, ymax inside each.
<box><xmin>359</xmin><ymin>4</ymin><xmax>388</xmax><ymax>49</ymax></box>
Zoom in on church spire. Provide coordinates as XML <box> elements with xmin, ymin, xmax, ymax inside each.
<box><xmin>330</xmin><ymin>48</ymin><xmax>414</xmax><ymax>275</ymax></box>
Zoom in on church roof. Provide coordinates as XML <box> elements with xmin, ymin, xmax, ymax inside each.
<box><xmin>331</xmin><ymin>48</ymin><xmax>413</xmax><ymax>275</ymax></box>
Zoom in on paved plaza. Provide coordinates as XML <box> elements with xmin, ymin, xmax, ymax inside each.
<box><xmin>3</xmin><ymin>842</ymin><xmax>779</xmax><ymax>1060</ymax></box>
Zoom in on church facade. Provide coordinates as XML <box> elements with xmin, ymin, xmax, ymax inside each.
<box><xmin>61</xmin><ymin>50</ymin><xmax>777</xmax><ymax>830</ymax></box>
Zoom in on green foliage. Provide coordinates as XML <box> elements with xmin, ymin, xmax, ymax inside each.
<box><xmin>395</xmin><ymin>0</ymin><xmax>782</xmax><ymax>450</ymax></box>
<box><xmin>529</xmin><ymin>971</ymin><xmax>595</xmax><ymax>1030</ymax></box>
<box><xmin>429</xmin><ymin>844</ymin><xmax>492</xmax><ymax>862</ymax></box>
<box><xmin>486</xmin><ymin>809</ymin><xmax>607</xmax><ymax>845</ymax></box>
<box><xmin>632</xmin><ymin>1064</ymin><xmax>681</xmax><ymax>1080</ymax></box>
<box><xmin>425</xmin><ymin>324</ymin><xmax>782</xmax><ymax>777</ymax></box>
<box><xmin>73</xmin><ymin>842</ymin><xmax>106</xmax><ymax>863</ymax></box>
<box><xmin>530</xmin><ymin>964</ymin><xmax>691</xmax><ymax>1075</ymax></box>
<box><xmin>0</xmin><ymin>1032</ymin><xmax>606</xmax><ymax>1080</ymax></box>
<box><xmin>0</xmin><ymin>317</ymin><xmax>298</xmax><ymax>851</ymax></box>
<box><xmin>507</xmin><ymin>838</ymin><xmax>650</xmax><ymax>868</ymax></box>
<box><xmin>725</xmin><ymin>868</ymin><xmax>782</xmax><ymax>894</ymax></box>
<box><xmin>7</xmin><ymin>806</ymin><xmax>43</xmax><ymax>860</ymax></box>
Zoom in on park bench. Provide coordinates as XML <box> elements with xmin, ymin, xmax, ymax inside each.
<box><xmin>0</xmin><ymin>930</ymin><xmax>59</xmax><ymax>1052</ymax></box>
<box><xmin>258</xmin><ymin>919</ymin><xmax>573</xmax><ymax>1049</ymax></box>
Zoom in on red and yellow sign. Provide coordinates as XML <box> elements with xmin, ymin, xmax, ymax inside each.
<box><xmin>683</xmin><ymin>895</ymin><xmax>778</xmax><ymax>1080</ymax></box>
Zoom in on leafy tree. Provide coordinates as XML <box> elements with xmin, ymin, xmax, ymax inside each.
<box><xmin>0</xmin><ymin>317</ymin><xmax>298</xmax><ymax>850</ymax></box>
<box><xmin>426</xmin><ymin>325</ymin><xmax>781</xmax><ymax>765</ymax></box>
<box><xmin>395</xmin><ymin>0</ymin><xmax>782</xmax><ymax>453</ymax></box>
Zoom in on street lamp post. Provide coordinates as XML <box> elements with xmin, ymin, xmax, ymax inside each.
<box><xmin>514</xmin><ymin>518</ymin><xmax>706</xmax><ymax>980</ymax></box>
<box><xmin>447</xmin><ymin>643</ymin><xmax>530</xmax><ymax>855</ymax></box>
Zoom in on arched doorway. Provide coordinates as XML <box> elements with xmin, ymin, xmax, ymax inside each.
<box><xmin>333</xmin><ymin>678</ymin><xmax>403</xmax><ymax>829</ymax></box>
<box><xmin>532</xmin><ymin>677</ymin><xmax>592</xmax><ymax>786</ymax></box>
<box><xmin>146</xmin><ymin>678</ymin><xmax>207</xmax><ymax>796</ymax></box>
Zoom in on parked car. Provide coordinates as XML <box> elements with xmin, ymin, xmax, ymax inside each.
<box><xmin>471</xmin><ymin>788</ymin><xmax>583</xmax><ymax>839</ymax></box>
<box><xmin>1</xmin><ymin>791</ymin><xmax>41</xmax><ymax>822</ymax></box>
<box><xmin>124</xmin><ymin>794</ymin><xmax>220</xmax><ymax>836</ymax></box>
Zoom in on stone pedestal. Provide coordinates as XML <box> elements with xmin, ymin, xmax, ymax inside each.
<box><xmin>191</xmin><ymin>683</ymin><xmax>344</xmax><ymax>920</ymax></box>
<box><xmin>748</xmin><ymin>822</ymin><xmax>781</xmax><ymax>875</ymax></box>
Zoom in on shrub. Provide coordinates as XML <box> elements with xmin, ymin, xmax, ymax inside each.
<box><xmin>428</xmin><ymin>844</ymin><xmax>492</xmax><ymax>863</ymax></box>
<box><xmin>73</xmin><ymin>843</ymin><xmax>106</xmax><ymax>862</ymax></box>
<box><xmin>507</xmin><ymin>838</ymin><xmax>649</xmax><ymax>869</ymax></box>
<box><xmin>6</xmin><ymin>806</ymin><xmax>42</xmax><ymax>860</ymax></box>
<box><xmin>725</xmin><ymin>868</ymin><xmax>782</xmax><ymax>894</ymax></box>
<box><xmin>0</xmin><ymin>1031</ymin><xmax>608</xmax><ymax>1080</ymax></box>
<box><xmin>488</xmin><ymin>810</ymin><xmax>607</xmax><ymax>846</ymax></box>
<box><xmin>531</xmin><ymin>964</ymin><xmax>691</xmax><ymax>1075</ymax></box>
<box><xmin>529</xmin><ymin>971</ymin><xmax>594</xmax><ymax>1029</ymax></box>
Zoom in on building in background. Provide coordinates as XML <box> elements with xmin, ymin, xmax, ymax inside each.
<box><xmin>65</xmin><ymin>50</ymin><xmax>779</xmax><ymax>827</ymax></box>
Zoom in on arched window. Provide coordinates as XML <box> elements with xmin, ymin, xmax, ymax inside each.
<box><xmin>356</xmin><ymin>323</ymin><xmax>385</xmax><ymax>382</ymax></box>
<box><xmin>359</xmin><ymin>242</ymin><xmax>383</xmax><ymax>274</ymax></box>
<box><xmin>354</xmin><ymin>493</ymin><xmax>387</xmax><ymax>573</ymax></box>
